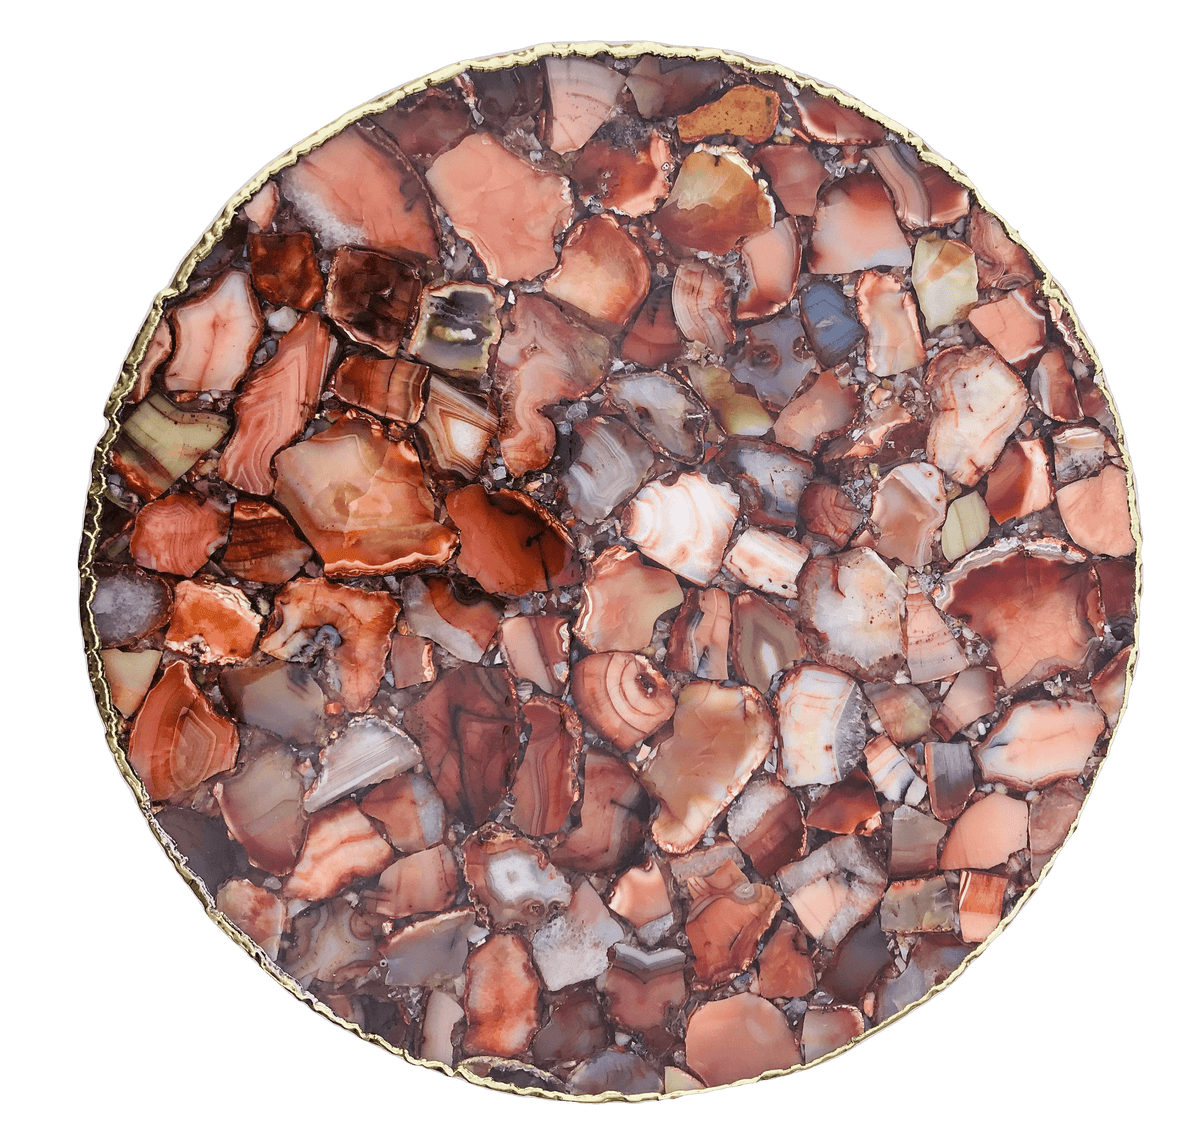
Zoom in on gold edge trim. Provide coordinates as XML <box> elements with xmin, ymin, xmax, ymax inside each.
<box><xmin>78</xmin><ymin>39</ymin><xmax>1143</xmax><ymax>1104</ymax></box>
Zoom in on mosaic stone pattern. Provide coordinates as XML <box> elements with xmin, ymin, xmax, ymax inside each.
<box><xmin>82</xmin><ymin>46</ymin><xmax>1138</xmax><ymax>1099</ymax></box>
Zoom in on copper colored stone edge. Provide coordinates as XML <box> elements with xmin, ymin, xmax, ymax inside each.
<box><xmin>78</xmin><ymin>39</ymin><xmax>1142</xmax><ymax>1104</ymax></box>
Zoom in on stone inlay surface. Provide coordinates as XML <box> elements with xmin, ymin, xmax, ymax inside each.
<box><xmin>82</xmin><ymin>44</ymin><xmax>1139</xmax><ymax>1100</ymax></box>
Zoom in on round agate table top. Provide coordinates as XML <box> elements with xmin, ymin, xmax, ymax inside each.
<box><xmin>80</xmin><ymin>42</ymin><xmax>1139</xmax><ymax>1100</ymax></box>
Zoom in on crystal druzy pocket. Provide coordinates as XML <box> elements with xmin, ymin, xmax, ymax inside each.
<box><xmin>80</xmin><ymin>43</ymin><xmax>1139</xmax><ymax>1100</ymax></box>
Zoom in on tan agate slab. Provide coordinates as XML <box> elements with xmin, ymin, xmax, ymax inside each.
<box><xmin>79</xmin><ymin>41</ymin><xmax>1141</xmax><ymax>1102</ymax></box>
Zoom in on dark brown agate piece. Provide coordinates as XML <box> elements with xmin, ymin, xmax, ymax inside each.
<box><xmin>325</xmin><ymin>247</ymin><xmax>423</xmax><ymax>356</ymax></box>
<box><xmin>403</xmin><ymin>665</ymin><xmax>519</xmax><ymax>825</ymax></box>
<box><xmin>248</xmin><ymin>232</ymin><xmax>324</xmax><ymax>310</ymax></box>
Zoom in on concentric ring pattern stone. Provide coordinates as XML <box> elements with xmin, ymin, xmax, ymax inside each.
<box><xmin>80</xmin><ymin>43</ymin><xmax>1140</xmax><ymax>1100</ymax></box>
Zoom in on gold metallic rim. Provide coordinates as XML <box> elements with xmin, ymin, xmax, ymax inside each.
<box><xmin>78</xmin><ymin>38</ymin><xmax>1142</xmax><ymax>1103</ymax></box>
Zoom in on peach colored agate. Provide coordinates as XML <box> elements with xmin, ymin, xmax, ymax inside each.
<box><xmin>85</xmin><ymin>46</ymin><xmax>1137</xmax><ymax>1101</ymax></box>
